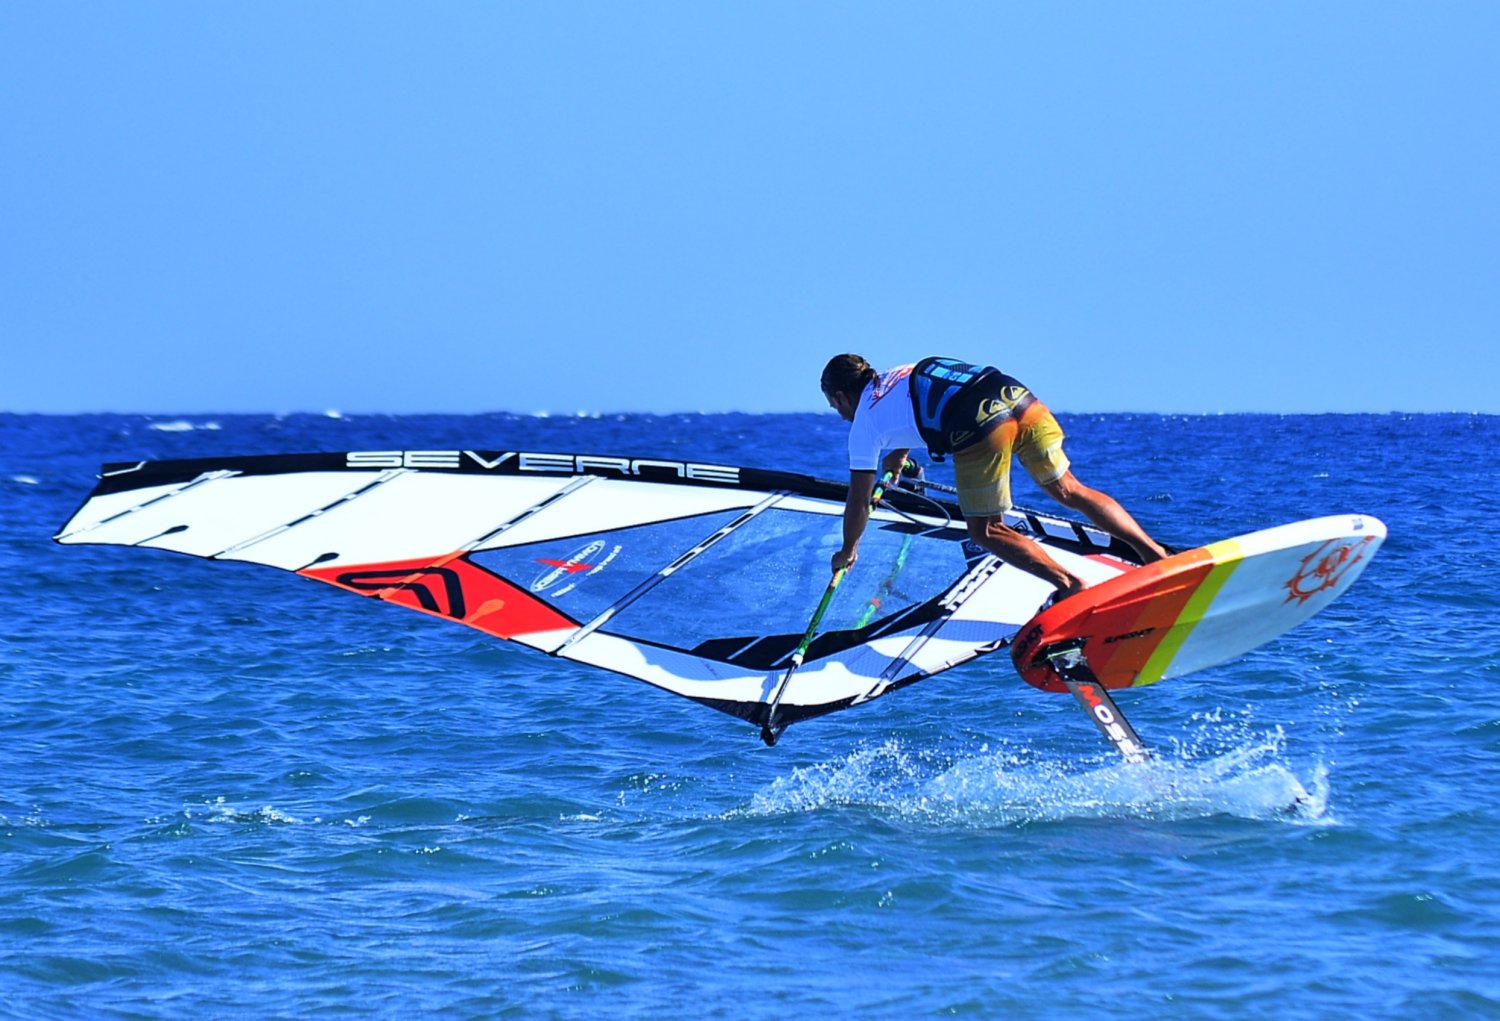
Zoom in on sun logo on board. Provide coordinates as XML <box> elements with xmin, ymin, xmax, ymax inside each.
<box><xmin>1283</xmin><ymin>537</ymin><xmax>1374</xmax><ymax>604</ymax></box>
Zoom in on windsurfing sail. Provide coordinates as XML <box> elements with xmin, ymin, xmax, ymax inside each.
<box><xmin>54</xmin><ymin>448</ymin><xmax>1139</xmax><ymax>738</ymax></box>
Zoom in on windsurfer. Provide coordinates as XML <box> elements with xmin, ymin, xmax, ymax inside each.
<box><xmin>820</xmin><ymin>354</ymin><xmax>1168</xmax><ymax>598</ymax></box>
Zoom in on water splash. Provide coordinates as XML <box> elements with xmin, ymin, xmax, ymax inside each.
<box><xmin>741</xmin><ymin>735</ymin><xmax>1329</xmax><ymax>827</ymax></box>
<box><xmin>743</xmin><ymin>740</ymin><xmax>931</xmax><ymax>816</ymax></box>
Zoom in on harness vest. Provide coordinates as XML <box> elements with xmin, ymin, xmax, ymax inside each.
<box><xmin>907</xmin><ymin>357</ymin><xmax>1001</xmax><ymax>458</ymax></box>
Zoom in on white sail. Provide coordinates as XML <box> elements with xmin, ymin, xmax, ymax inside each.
<box><xmin>56</xmin><ymin>449</ymin><xmax>1136</xmax><ymax>736</ymax></box>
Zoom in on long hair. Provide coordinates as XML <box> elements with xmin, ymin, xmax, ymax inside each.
<box><xmin>820</xmin><ymin>354</ymin><xmax>877</xmax><ymax>400</ymax></box>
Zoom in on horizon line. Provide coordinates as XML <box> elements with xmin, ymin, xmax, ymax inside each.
<box><xmin>3</xmin><ymin>407</ymin><xmax>1497</xmax><ymax>418</ymax></box>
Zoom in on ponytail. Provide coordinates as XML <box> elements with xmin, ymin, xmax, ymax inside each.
<box><xmin>820</xmin><ymin>354</ymin><xmax>877</xmax><ymax>400</ymax></box>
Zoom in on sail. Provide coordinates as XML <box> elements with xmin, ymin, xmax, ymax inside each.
<box><xmin>55</xmin><ymin>449</ymin><xmax>1140</xmax><ymax>736</ymax></box>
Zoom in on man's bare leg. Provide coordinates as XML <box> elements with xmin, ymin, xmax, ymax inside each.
<box><xmin>1040</xmin><ymin>470</ymin><xmax>1169</xmax><ymax>563</ymax></box>
<box><xmin>966</xmin><ymin>515</ymin><xmax>1085</xmax><ymax>598</ymax></box>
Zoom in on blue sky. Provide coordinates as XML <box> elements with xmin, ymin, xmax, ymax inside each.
<box><xmin>3</xmin><ymin>3</ymin><xmax>1496</xmax><ymax>414</ymax></box>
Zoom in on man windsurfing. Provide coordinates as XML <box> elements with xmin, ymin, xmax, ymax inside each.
<box><xmin>821</xmin><ymin>354</ymin><xmax>1167</xmax><ymax>598</ymax></box>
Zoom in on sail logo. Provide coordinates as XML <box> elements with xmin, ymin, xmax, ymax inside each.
<box><xmin>335</xmin><ymin>566</ymin><xmax>467</xmax><ymax>618</ymax></box>
<box><xmin>530</xmin><ymin>541</ymin><xmax>622</xmax><ymax>595</ymax></box>
<box><xmin>344</xmin><ymin>450</ymin><xmax>740</xmax><ymax>484</ymax></box>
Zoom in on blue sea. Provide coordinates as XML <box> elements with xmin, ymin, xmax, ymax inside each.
<box><xmin>3</xmin><ymin>412</ymin><xmax>1497</xmax><ymax>1018</ymax></box>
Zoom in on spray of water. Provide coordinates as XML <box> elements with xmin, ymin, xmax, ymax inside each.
<box><xmin>742</xmin><ymin>726</ymin><xmax>1331</xmax><ymax>827</ymax></box>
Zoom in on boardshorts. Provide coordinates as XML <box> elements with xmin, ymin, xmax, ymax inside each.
<box><xmin>949</xmin><ymin>377</ymin><xmax>1070</xmax><ymax>517</ymax></box>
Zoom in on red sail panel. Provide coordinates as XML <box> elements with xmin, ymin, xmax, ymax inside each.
<box><xmin>300</xmin><ymin>555</ymin><xmax>577</xmax><ymax>640</ymax></box>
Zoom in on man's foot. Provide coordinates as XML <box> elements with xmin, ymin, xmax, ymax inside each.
<box><xmin>1042</xmin><ymin>575</ymin><xmax>1087</xmax><ymax>610</ymax></box>
<box><xmin>1136</xmin><ymin>540</ymin><xmax>1172</xmax><ymax>563</ymax></box>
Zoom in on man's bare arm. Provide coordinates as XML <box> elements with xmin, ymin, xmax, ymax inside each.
<box><xmin>833</xmin><ymin>470</ymin><xmax>878</xmax><ymax>572</ymax></box>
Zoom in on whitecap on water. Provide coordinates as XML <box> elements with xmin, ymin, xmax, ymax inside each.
<box><xmin>147</xmin><ymin>420</ymin><xmax>221</xmax><ymax>433</ymax></box>
<box><xmin>192</xmin><ymin>797</ymin><xmax>306</xmax><ymax>826</ymax></box>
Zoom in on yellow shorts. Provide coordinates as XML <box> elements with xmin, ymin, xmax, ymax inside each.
<box><xmin>951</xmin><ymin>401</ymin><xmax>1070</xmax><ymax>517</ymax></box>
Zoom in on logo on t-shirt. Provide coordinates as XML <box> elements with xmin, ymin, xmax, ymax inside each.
<box><xmin>868</xmin><ymin>365</ymin><xmax>915</xmax><ymax>406</ymax></box>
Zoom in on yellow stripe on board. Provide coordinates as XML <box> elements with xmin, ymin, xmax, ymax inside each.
<box><xmin>1134</xmin><ymin>538</ymin><xmax>1244</xmax><ymax>686</ymax></box>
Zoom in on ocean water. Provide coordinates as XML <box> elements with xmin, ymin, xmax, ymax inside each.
<box><xmin>2</xmin><ymin>411</ymin><xmax>1498</xmax><ymax>1019</ymax></box>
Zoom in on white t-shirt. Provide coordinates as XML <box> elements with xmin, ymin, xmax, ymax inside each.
<box><xmin>846</xmin><ymin>364</ymin><xmax>926</xmax><ymax>471</ymax></box>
